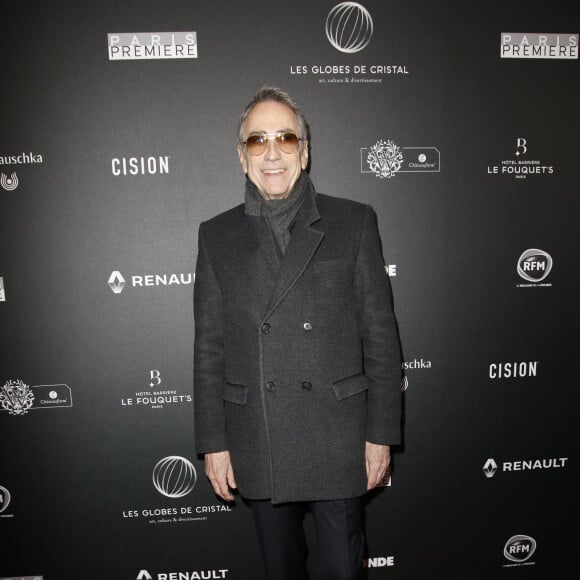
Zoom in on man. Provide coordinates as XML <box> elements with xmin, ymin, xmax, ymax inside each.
<box><xmin>194</xmin><ymin>87</ymin><xmax>402</xmax><ymax>580</ymax></box>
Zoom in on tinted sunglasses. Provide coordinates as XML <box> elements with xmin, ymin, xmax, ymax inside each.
<box><xmin>243</xmin><ymin>132</ymin><xmax>304</xmax><ymax>156</ymax></box>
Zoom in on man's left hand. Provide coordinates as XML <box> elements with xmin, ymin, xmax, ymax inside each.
<box><xmin>365</xmin><ymin>442</ymin><xmax>391</xmax><ymax>490</ymax></box>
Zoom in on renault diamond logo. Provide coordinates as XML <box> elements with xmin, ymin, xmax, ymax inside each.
<box><xmin>108</xmin><ymin>270</ymin><xmax>126</xmax><ymax>294</ymax></box>
<box><xmin>483</xmin><ymin>458</ymin><xmax>498</xmax><ymax>478</ymax></box>
<box><xmin>136</xmin><ymin>571</ymin><xmax>153</xmax><ymax>580</ymax></box>
<box><xmin>325</xmin><ymin>2</ymin><xmax>374</xmax><ymax>54</ymax></box>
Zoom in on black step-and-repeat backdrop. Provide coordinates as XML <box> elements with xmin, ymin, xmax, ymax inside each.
<box><xmin>1</xmin><ymin>1</ymin><xmax>577</xmax><ymax>578</ymax></box>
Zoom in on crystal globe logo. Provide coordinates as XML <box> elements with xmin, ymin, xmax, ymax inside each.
<box><xmin>152</xmin><ymin>456</ymin><xmax>197</xmax><ymax>498</ymax></box>
<box><xmin>325</xmin><ymin>2</ymin><xmax>374</xmax><ymax>54</ymax></box>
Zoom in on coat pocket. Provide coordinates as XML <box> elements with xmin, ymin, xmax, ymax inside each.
<box><xmin>331</xmin><ymin>372</ymin><xmax>368</xmax><ymax>401</ymax></box>
<box><xmin>222</xmin><ymin>380</ymin><xmax>248</xmax><ymax>405</ymax></box>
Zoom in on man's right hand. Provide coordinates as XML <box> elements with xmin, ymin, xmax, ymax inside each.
<box><xmin>204</xmin><ymin>450</ymin><xmax>237</xmax><ymax>501</ymax></box>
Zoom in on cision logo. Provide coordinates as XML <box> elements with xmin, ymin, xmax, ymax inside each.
<box><xmin>121</xmin><ymin>370</ymin><xmax>192</xmax><ymax>411</ymax></box>
<box><xmin>0</xmin><ymin>380</ymin><xmax>73</xmax><ymax>416</ymax></box>
<box><xmin>516</xmin><ymin>249</ymin><xmax>552</xmax><ymax>287</ymax></box>
<box><xmin>488</xmin><ymin>361</ymin><xmax>538</xmax><ymax>379</ymax></box>
<box><xmin>487</xmin><ymin>138</ymin><xmax>554</xmax><ymax>180</ymax></box>
<box><xmin>108</xmin><ymin>270</ymin><xmax>194</xmax><ymax>294</ymax></box>
<box><xmin>361</xmin><ymin>140</ymin><xmax>440</xmax><ymax>179</ymax></box>
<box><xmin>482</xmin><ymin>456</ymin><xmax>568</xmax><ymax>479</ymax></box>
<box><xmin>503</xmin><ymin>535</ymin><xmax>537</xmax><ymax>568</ymax></box>
<box><xmin>108</xmin><ymin>32</ymin><xmax>197</xmax><ymax>60</ymax></box>
<box><xmin>111</xmin><ymin>156</ymin><xmax>170</xmax><ymax>176</ymax></box>
<box><xmin>500</xmin><ymin>33</ymin><xmax>578</xmax><ymax>59</ymax></box>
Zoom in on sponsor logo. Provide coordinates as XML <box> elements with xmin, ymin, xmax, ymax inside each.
<box><xmin>0</xmin><ymin>152</ymin><xmax>44</xmax><ymax>165</ymax></box>
<box><xmin>487</xmin><ymin>138</ymin><xmax>554</xmax><ymax>180</ymax></box>
<box><xmin>326</xmin><ymin>2</ymin><xmax>373</xmax><ymax>54</ymax></box>
<box><xmin>361</xmin><ymin>140</ymin><xmax>440</xmax><ymax>178</ymax></box>
<box><xmin>122</xmin><ymin>455</ymin><xmax>232</xmax><ymax>525</ymax></box>
<box><xmin>488</xmin><ymin>361</ymin><xmax>538</xmax><ymax>379</ymax></box>
<box><xmin>0</xmin><ymin>485</ymin><xmax>12</xmax><ymax>516</ymax></box>
<box><xmin>121</xmin><ymin>370</ymin><xmax>192</xmax><ymax>410</ymax></box>
<box><xmin>365</xmin><ymin>556</ymin><xmax>395</xmax><ymax>568</ymax></box>
<box><xmin>385</xmin><ymin>265</ymin><xmax>396</xmax><ymax>276</ymax></box>
<box><xmin>503</xmin><ymin>535</ymin><xmax>536</xmax><ymax>567</ymax></box>
<box><xmin>111</xmin><ymin>156</ymin><xmax>170</xmax><ymax>176</ymax></box>
<box><xmin>108</xmin><ymin>32</ymin><xmax>197</xmax><ymax>60</ymax></box>
<box><xmin>136</xmin><ymin>570</ymin><xmax>228</xmax><ymax>580</ymax></box>
<box><xmin>517</xmin><ymin>249</ymin><xmax>552</xmax><ymax>286</ymax></box>
<box><xmin>1</xmin><ymin>172</ymin><xmax>18</xmax><ymax>191</ymax></box>
<box><xmin>401</xmin><ymin>358</ymin><xmax>432</xmax><ymax>391</ymax></box>
<box><xmin>108</xmin><ymin>270</ymin><xmax>194</xmax><ymax>294</ymax></box>
<box><xmin>501</xmin><ymin>33</ymin><xmax>578</xmax><ymax>59</ymax></box>
<box><xmin>0</xmin><ymin>277</ymin><xmax>5</xmax><ymax>302</ymax></box>
<box><xmin>483</xmin><ymin>457</ymin><xmax>568</xmax><ymax>478</ymax></box>
<box><xmin>0</xmin><ymin>577</ymin><xmax>44</xmax><ymax>580</ymax></box>
<box><xmin>290</xmin><ymin>3</ymin><xmax>408</xmax><ymax>84</ymax></box>
<box><xmin>0</xmin><ymin>380</ymin><xmax>73</xmax><ymax>416</ymax></box>
<box><xmin>153</xmin><ymin>456</ymin><xmax>197</xmax><ymax>499</ymax></box>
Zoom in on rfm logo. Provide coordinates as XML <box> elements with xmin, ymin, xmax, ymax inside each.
<box><xmin>504</xmin><ymin>535</ymin><xmax>536</xmax><ymax>563</ymax></box>
<box><xmin>517</xmin><ymin>249</ymin><xmax>553</xmax><ymax>283</ymax></box>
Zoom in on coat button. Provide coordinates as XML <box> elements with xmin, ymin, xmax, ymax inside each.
<box><xmin>301</xmin><ymin>381</ymin><xmax>312</xmax><ymax>391</ymax></box>
<box><xmin>262</xmin><ymin>323</ymin><xmax>271</xmax><ymax>334</ymax></box>
<box><xmin>266</xmin><ymin>381</ymin><xmax>275</xmax><ymax>391</ymax></box>
<box><xmin>303</xmin><ymin>322</ymin><xmax>313</xmax><ymax>331</ymax></box>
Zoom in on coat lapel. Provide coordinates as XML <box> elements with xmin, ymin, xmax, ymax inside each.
<box><xmin>263</xmin><ymin>189</ymin><xmax>325</xmax><ymax>320</ymax></box>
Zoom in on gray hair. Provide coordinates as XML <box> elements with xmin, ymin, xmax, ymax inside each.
<box><xmin>237</xmin><ymin>86</ymin><xmax>309</xmax><ymax>143</ymax></box>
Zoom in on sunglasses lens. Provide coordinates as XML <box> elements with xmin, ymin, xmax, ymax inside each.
<box><xmin>277</xmin><ymin>132</ymin><xmax>299</xmax><ymax>153</ymax></box>
<box><xmin>244</xmin><ymin>133</ymin><xmax>300</xmax><ymax>156</ymax></box>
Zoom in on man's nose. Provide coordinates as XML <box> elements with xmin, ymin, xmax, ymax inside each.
<box><xmin>264</xmin><ymin>137</ymin><xmax>282</xmax><ymax>160</ymax></box>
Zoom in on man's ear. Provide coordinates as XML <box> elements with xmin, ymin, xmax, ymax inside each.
<box><xmin>300</xmin><ymin>140</ymin><xmax>309</xmax><ymax>170</ymax></box>
<box><xmin>237</xmin><ymin>144</ymin><xmax>248</xmax><ymax>174</ymax></box>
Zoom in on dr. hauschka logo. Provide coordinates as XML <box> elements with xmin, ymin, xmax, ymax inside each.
<box><xmin>0</xmin><ymin>172</ymin><xmax>18</xmax><ymax>191</ymax></box>
<box><xmin>108</xmin><ymin>271</ymin><xmax>126</xmax><ymax>294</ymax></box>
<box><xmin>0</xmin><ymin>485</ymin><xmax>12</xmax><ymax>516</ymax></box>
<box><xmin>0</xmin><ymin>277</ymin><xmax>5</xmax><ymax>302</ymax></box>
<box><xmin>152</xmin><ymin>456</ymin><xmax>197</xmax><ymax>498</ymax></box>
<box><xmin>500</xmin><ymin>33</ymin><xmax>578</xmax><ymax>59</ymax></box>
<box><xmin>482</xmin><ymin>456</ymin><xmax>568</xmax><ymax>479</ymax></box>
<box><xmin>111</xmin><ymin>156</ymin><xmax>170</xmax><ymax>176</ymax></box>
<box><xmin>517</xmin><ymin>249</ymin><xmax>553</xmax><ymax>286</ymax></box>
<box><xmin>0</xmin><ymin>380</ymin><xmax>73</xmax><ymax>416</ymax></box>
<box><xmin>487</xmin><ymin>138</ymin><xmax>554</xmax><ymax>180</ymax></box>
<box><xmin>121</xmin><ymin>369</ymin><xmax>192</xmax><ymax>410</ymax></box>
<box><xmin>361</xmin><ymin>140</ymin><xmax>440</xmax><ymax>179</ymax></box>
<box><xmin>107</xmin><ymin>270</ymin><xmax>194</xmax><ymax>294</ymax></box>
<box><xmin>482</xmin><ymin>458</ymin><xmax>498</xmax><ymax>478</ymax></box>
<box><xmin>503</xmin><ymin>535</ymin><xmax>537</xmax><ymax>567</ymax></box>
<box><xmin>325</xmin><ymin>2</ymin><xmax>374</xmax><ymax>54</ymax></box>
<box><xmin>108</xmin><ymin>32</ymin><xmax>197</xmax><ymax>60</ymax></box>
<box><xmin>401</xmin><ymin>358</ymin><xmax>432</xmax><ymax>391</ymax></box>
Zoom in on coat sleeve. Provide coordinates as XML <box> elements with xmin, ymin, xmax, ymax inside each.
<box><xmin>353</xmin><ymin>205</ymin><xmax>402</xmax><ymax>445</ymax></box>
<box><xmin>193</xmin><ymin>222</ymin><xmax>227</xmax><ymax>453</ymax></box>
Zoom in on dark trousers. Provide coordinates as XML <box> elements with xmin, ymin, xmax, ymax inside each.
<box><xmin>250</xmin><ymin>497</ymin><xmax>365</xmax><ymax>580</ymax></box>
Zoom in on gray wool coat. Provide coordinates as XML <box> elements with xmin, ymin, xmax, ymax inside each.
<box><xmin>194</xmin><ymin>180</ymin><xmax>402</xmax><ymax>504</ymax></box>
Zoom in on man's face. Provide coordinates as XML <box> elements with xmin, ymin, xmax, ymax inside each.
<box><xmin>237</xmin><ymin>101</ymin><xmax>309</xmax><ymax>199</ymax></box>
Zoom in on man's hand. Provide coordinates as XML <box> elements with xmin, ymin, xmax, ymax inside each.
<box><xmin>205</xmin><ymin>450</ymin><xmax>237</xmax><ymax>501</ymax></box>
<box><xmin>365</xmin><ymin>442</ymin><xmax>391</xmax><ymax>490</ymax></box>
